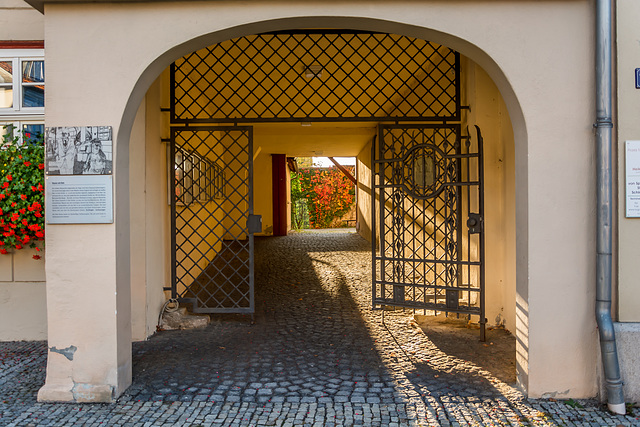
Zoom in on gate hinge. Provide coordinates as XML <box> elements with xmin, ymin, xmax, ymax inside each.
<box><xmin>247</xmin><ymin>214</ymin><xmax>262</xmax><ymax>234</ymax></box>
<box><xmin>467</xmin><ymin>213</ymin><xmax>483</xmax><ymax>234</ymax></box>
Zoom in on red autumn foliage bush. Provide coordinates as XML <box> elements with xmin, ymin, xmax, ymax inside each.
<box><xmin>292</xmin><ymin>166</ymin><xmax>355</xmax><ymax>229</ymax></box>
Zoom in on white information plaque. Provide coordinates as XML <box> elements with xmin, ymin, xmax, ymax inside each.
<box><xmin>626</xmin><ymin>141</ymin><xmax>640</xmax><ymax>217</ymax></box>
<box><xmin>46</xmin><ymin>175</ymin><xmax>113</xmax><ymax>224</ymax></box>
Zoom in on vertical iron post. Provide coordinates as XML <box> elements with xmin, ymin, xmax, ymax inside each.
<box><xmin>475</xmin><ymin>126</ymin><xmax>486</xmax><ymax>342</ymax></box>
<box><xmin>170</xmin><ymin>131</ymin><xmax>177</xmax><ymax>299</ymax></box>
<box><xmin>371</xmin><ymin>134</ymin><xmax>377</xmax><ymax>309</ymax></box>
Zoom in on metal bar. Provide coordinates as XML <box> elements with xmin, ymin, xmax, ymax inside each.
<box><xmin>372</xmin><ymin>153</ymin><xmax>480</xmax><ymax>165</ymax></box>
<box><xmin>466</xmin><ymin>128</ymin><xmax>472</xmax><ymax>320</ymax></box>
<box><xmin>373</xmin><ymin>255</ymin><xmax>481</xmax><ymax>266</ymax></box>
<box><xmin>595</xmin><ymin>0</ymin><xmax>624</xmax><ymax>413</ymax></box>
<box><xmin>456</xmin><ymin>126</ymin><xmax>464</xmax><ymax>313</ymax></box>
<box><xmin>247</xmin><ymin>127</ymin><xmax>255</xmax><ymax>313</ymax></box>
<box><xmin>170</xmin><ymin>131</ymin><xmax>177</xmax><ymax>299</ymax></box>
<box><xmin>327</xmin><ymin>157</ymin><xmax>357</xmax><ymax>185</ymax></box>
<box><xmin>371</xmin><ymin>134</ymin><xmax>377</xmax><ymax>309</ymax></box>
<box><xmin>376</xmin><ymin>280</ymin><xmax>481</xmax><ymax>292</ymax></box>
<box><xmin>260</xmin><ymin>29</ymin><xmax>392</xmax><ymax>36</ymax></box>
<box><xmin>378</xmin><ymin>126</ymin><xmax>387</xmax><ymax>306</ymax></box>
<box><xmin>475</xmin><ymin>126</ymin><xmax>486</xmax><ymax>342</ymax></box>
<box><xmin>170</xmin><ymin>63</ymin><xmax>176</xmax><ymax>129</ymax></box>
<box><xmin>170</xmin><ymin>116</ymin><xmax>460</xmax><ymax>124</ymax></box>
<box><xmin>372</xmin><ymin>299</ymin><xmax>481</xmax><ymax>315</ymax></box>
<box><xmin>454</xmin><ymin>52</ymin><xmax>462</xmax><ymax>122</ymax></box>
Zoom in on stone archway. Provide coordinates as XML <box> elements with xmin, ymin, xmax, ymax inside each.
<box><xmin>39</xmin><ymin>1</ymin><xmax>598</xmax><ymax>403</ymax></box>
<box><xmin>116</xmin><ymin>16</ymin><xmax>528</xmax><ymax>400</ymax></box>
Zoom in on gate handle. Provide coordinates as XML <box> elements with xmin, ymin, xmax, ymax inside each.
<box><xmin>467</xmin><ymin>213</ymin><xmax>482</xmax><ymax>234</ymax></box>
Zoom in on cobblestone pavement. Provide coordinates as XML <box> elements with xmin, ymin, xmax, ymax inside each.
<box><xmin>1</xmin><ymin>231</ymin><xmax>639</xmax><ymax>426</ymax></box>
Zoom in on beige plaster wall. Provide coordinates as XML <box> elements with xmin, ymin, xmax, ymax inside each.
<box><xmin>144</xmin><ymin>74</ymin><xmax>171</xmax><ymax>339</ymax></box>
<box><xmin>41</xmin><ymin>0</ymin><xmax>597</xmax><ymax>401</ymax></box>
<box><xmin>0</xmin><ymin>248</ymin><xmax>46</xmax><ymax>340</ymax></box>
<box><xmin>129</xmin><ymin>98</ymin><xmax>147</xmax><ymax>341</ymax></box>
<box><xmin>464</xmin><ymin>60</ymin><xmax>516</xmax><ymax>334</ymax></box>
<box><xmin>0</xmin><ymin>0</ymin><xmax>43</xmax><ymax>40</ymax></box>
<box><xmin>130</xmin><ymin>87</ymin><xmax>168</xmax><ymax>341</ymax></box>
<box><xmin>616</xmin><ymin>0</ymin><xmax>640</xmax><ymax>322</ymax></box>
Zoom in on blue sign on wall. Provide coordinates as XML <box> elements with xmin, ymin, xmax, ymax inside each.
<box><xmin>636</xmin><ymin>68</ymin><xmax>640</xmax><ymax>89</ymax></box>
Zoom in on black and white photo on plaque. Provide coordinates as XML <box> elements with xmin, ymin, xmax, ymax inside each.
<box><xmin>45</xmin><ymin>126</ymin><xmax>113</xmax><ymax>175</ymax></box>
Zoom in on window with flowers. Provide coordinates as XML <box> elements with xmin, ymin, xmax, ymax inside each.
<box><xmin>0</xmin><ymin>127</ymin><xmax>45</xmax><ymax>258</ymax></box>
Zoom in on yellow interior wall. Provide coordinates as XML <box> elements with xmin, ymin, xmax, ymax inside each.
<box><xmin>252</xmin><ymin>150</ymin><xmax>273</xmax><ymax>236</ymax></box>
<box><xmin>356</xmin><ymin>139</ymin><xmax>376</xmax><ymax>244</ymax></box>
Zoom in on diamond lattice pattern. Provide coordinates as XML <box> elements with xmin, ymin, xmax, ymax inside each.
<box><xmin>173</xmin><ymin>33</ymin><xmax>459</xmax><ymax>122</ymax></box>
<box><xmin>173</xmin><ymin>128</ymin><xmax>253</xmax><ymax>312</ymax></box>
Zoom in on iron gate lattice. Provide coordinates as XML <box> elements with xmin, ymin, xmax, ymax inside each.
<box><xmin>171</xmin><ymin>126</ymin><xmax>256</xmax><ymax>314</ymax></box>
<box><xmin>171</xmin><ymin>31</ymin><xmax>460</xmax><ymax>123</ymax></box>
<box><xmin>372</xmin><ymin>124</ymin><xmax>486</xmax><ymax>339</ymax></box>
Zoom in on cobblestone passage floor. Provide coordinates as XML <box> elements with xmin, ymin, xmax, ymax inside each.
<box><xmin>1</xmin><ymin>231</ymin><xmax>639</xmax><ymax>426</ymax></box>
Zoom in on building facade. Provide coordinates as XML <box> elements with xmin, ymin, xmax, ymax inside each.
<box><xmin>1</xmin><ymin>0</ymin><xmax>639</xmax><ymax>408</ymax></box>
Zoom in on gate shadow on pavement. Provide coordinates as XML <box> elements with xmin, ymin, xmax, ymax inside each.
<box><xmin>123</xmin><ymin>232</ymin><xmax>394</xmax><ymax>405</ymax></box>
<box><xmin>124</xmin><ymin>231</ymin><xmax>524</xmax><ymax>413</ymax></box>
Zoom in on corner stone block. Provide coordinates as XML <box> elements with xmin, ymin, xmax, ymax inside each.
<box><xmin>36</xmin><ymin>377</ymin><xmax>75</xmax><ymax>402</ymax></box>
<box><xmin>72</xmin><ymin>384</ymin><xmax>115</xmax><ymax>403</ymax></box>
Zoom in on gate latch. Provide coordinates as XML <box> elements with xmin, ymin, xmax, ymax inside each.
<box><xmin>467</xmin><ymin>213</ymin><xmax>483</xmax><ymax>234</ymax></box>
<box><xmin>247</xmin><ymin>214</ymin><xmax>262</xmax><ymax>234</ymax></box>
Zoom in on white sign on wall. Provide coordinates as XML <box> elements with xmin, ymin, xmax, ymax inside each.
<box><xmin>45</xmin><ymin>175</ymin><xmax>113</xmax><ymax>224</ymax></box>
<box><xmin>625</xmin><ymin>140</ymin><xmax>640</xmax><ymax>217</ymax></box>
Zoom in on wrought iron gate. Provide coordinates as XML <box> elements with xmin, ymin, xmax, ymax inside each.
<box><xmin>171</xmin><ymin>126</ymin><xmax>258</xmax><ymax>314</ymax></box>
<box><xmin>372</xmin><ymin>124</ymin><xmax>486</xmax><ymax>339</ymax></box>
<box><xmin>168</xmin><ymin>30</ymin><xmax>468</xmax><ymax>321</ymax></box>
